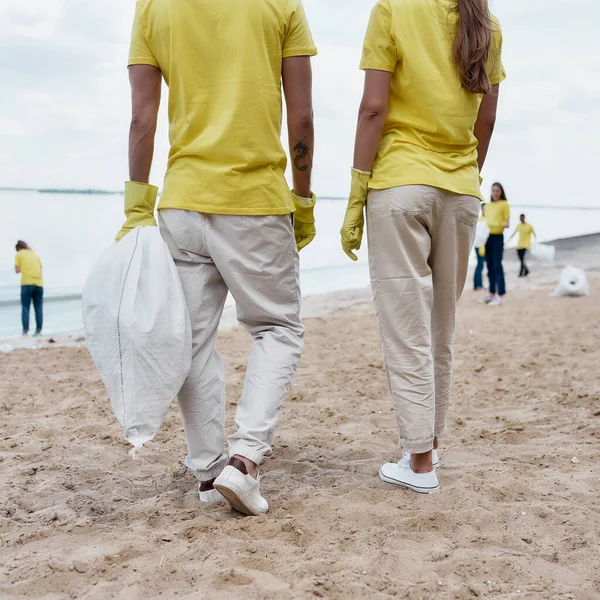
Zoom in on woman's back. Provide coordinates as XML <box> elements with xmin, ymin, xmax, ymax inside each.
<box><xmin>361</xmin><ymin>0</ymin><xmax>505</xmax><ymax>199</ymax></box>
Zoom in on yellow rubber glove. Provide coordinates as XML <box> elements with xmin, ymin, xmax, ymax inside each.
<box><xmin>340</xmin><ymin>169</ymin><xmax>371</xmax><ymax>261</ymax></box>
<box><xmin>115</xmin><ymin>181</ymin><xmax>159</xmax><ymax>242</ymax></box>
<box><xmin>292</xmin><ymin>191</ymin><xmax>317</xmax><ymax>251</ymax></box>
<box><xmin>478</xmin><ymin>245</ymin><xmax>486</xmax><ymax>258</ymax></box>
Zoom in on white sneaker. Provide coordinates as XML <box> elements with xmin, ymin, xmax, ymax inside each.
<box><xmin>488</xmin><ymin>296</ymin><xmax>504</xmax><ymax>305</ymax></box>
<box><xmin>214</xmin><ymin>461</ymin><xmax>269</xmax><ymax>516</ymax></box>
<box><xmin>399</xmin><ymin>450</ymin><xmax>440</xmax><ymax>470</ymax></box>
<box><xmin>379</xmin><ymin>463</ymin><xmax>440</xmax><ymax>494</ymax></box>
<box><xmin>199</xmin><ymin>485</ymin><xmax>226</xmax><ymax>505</ymax></box>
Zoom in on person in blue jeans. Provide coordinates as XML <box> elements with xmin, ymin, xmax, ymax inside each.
<box><xmin>14</xmin><ymin>241</ymin><xmax>44</xmax><ymax>336</ymax></box>
<box><xmin>481</xmin><ymin>183</ymin><xmax>510</xmax><ymax>305</ymax></box>
<box><xmin>474</xmin><ymin>246</ymin><xmax>486</xmax><ymax>290</ymax></box>
<box><xmin>21</xmin><ymin>286</ymin><xmax>44</xmax><ymax>336</ymax></box>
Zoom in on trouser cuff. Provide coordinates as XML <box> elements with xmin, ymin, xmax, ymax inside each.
<box><xmin>434</xmin><ymin>423</ymin><xmax>447</xmax><ymax>438</ymax></box>
<box><xmin>399</xmin><ymin>436</ymin><xmax>435</xmax><ymax>455</ymax></box>
<box><xmin>185</xmin><ymin>456</ymin><xmax>228</xmax><ymax>482</ymax></box>
<box><xmin>228</xmin><ymin>443</ymin><xmax>268</xmax><ymax>466</ymax></box>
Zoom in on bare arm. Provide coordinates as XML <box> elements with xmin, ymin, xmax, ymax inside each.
<box><xmin>15</xmin><ymin>266</ymin><xmax>21</xmax><ymax>274</ymax></box>
<box><xmin>474</xmin><ymin>84</ymin><xmax>500</xmax><ymax>172</ymax></box>
<box><xmin>128</xmin><ymin>65</ymin><xmax>162</xmax><ymax>183</ymax></box>
<box><xmin>282</xmin><ymin>57</ymin><xmax>314</xmax><ymax>198</ymax></box>
<box><xmin>353</xmin><ymin>70</ymin><xmax>392</xmax><ymax>172</ymax></box>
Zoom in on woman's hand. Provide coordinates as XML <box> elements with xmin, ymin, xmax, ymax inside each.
<box><xmin>341</xmin><ymin>169</ymin><xmax>371</xmax><ymax>261</ymax></box>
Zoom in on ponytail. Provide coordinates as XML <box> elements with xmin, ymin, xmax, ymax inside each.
<box><xmin>454</xmin><ymin>0</ymin><xmax>493</xmax><ymax>95</ymax></box>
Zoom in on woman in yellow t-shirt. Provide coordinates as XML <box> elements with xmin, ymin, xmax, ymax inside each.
<box><xmin>14</xmin><ymin>240</ymin><xmax>44</xmax><ymax>336</ymax></box>
<box><xmin>340</xmin><ymin>0</ymin><xmax>505</xmax><ymax>493</ymax></box>
<box><xmin>508</xmin><ymin>214</ymin><xmax>536</xmax><ymax>277</ymax></box>
<box><xmin>481</xmin><ymin>182</ymin><xmax>510</xmax><ymax>304</ymax></box>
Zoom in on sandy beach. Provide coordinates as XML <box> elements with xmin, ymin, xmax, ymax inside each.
<box><xmin>1</xmin><ymin>246</ymin><xmax>599</xmax><ymax>599</ymax></box>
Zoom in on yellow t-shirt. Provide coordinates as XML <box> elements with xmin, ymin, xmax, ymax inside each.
<box><xmin>15</xmin><ymin>249</ymin><xmax>43</xmax><ymax>287</ymax></box>
<box><xmin>485</xmin><ymin>200</ymin><xmax>511</xmax><ymax>235</ymax></box>
<box><xmin>360</xmin><ymin>0</ymin><xmax>506</xmax><ymax>201</ymax></box>
<box><xmin>516</xmin><ymin>222</ymin><xmax>535</xmax><ymax>249</ymax></box>
<box><xmin>129</xmin><ymin>0</ymin><xmax>317</xmax><ymax>216</ymax></box>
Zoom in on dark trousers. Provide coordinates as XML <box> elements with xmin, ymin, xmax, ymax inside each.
<box><xmin>517</xmin><ymin>248</ymin><xmax>529</xmax><ymax>277</ymax></box>
<box><xmin>485</xmin><ymin>234</ymin><xmax>506</xmax><ymax>296</ymax></box>
<box><xmin>21</xmin><ymin>285</ymin><xmax>44</xmax><ymax>333</ymax></box>
<box><xmin>474</xmin><ymin>248</ymin><xmax>486</xmax><ymax>290</ymax></box>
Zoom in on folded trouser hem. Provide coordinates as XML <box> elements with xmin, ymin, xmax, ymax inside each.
<box><xmin>228</xmin><ymin>444</ymin><xmax>268</xmax><ymax>466</ymax></box>
<box><xmin>399</xmin><ymin>437</ymin><xmax>435</xmax><ymax>455</ymax></box>
<box><xmin>434</xmin><ymin>424</ymin><xmax>447</xmax><ymax>438</ymax></box>
<box><xmin>185</xmin><ymin>457</ymin><xmax>228</xmax><ymax>483</ymax></box>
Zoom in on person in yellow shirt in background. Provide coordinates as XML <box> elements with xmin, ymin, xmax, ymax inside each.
<box><xmin>117</xmin><ymin>0</ymin><xmax>318</xmax><ymax>516</ymax></box>
<box><xmin>14</xmin><ymin>241</ymin><xmax>43</xmax><ymax>336</ymax></box>
<box><xmin>508</xmin><ymin>214</ymin><xmax>536</xmax><ymax>277</ymax></box>
<box><xmin>340</xmin><ymin>0</ymin><xmax>505</xmax><ymax>493</ymax></box>
<box><xmin>481</xmin><ymin>182</ymin><xmax>510</xmax><ymax>305</ymax></box>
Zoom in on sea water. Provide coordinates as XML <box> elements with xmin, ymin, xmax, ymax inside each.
<box><xmin>1</xmin><ymin>189</ymin><xmax>599</xmax><ymax>338</ymax></box>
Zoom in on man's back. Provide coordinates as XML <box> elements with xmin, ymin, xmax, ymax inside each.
<box><xmin>129</xmin><ymin>0</ymin><xmax>317</xmax><ymax>214</ymax></box>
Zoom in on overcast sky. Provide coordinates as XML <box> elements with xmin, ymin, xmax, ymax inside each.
<box><xmin>1</xmin><ymin>0</ymin><xmax>599</xmax><ymax>207</ymax></box>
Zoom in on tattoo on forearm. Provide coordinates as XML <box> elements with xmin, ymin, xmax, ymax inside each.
<box><xmin>293</xmin><ymin>137</ymin><xmax>311</xmax><ymax>172</ymax></box>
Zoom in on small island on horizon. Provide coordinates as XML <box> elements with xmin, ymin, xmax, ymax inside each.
<box><xmin>38</xmin><ymin>189</ymin><xmax>123</xmax><ymax>195</ymax></box>
<box><xmin>0</xmin><ymin>187</ymin><xmax>123</xmax><ymax>195</ymax></box>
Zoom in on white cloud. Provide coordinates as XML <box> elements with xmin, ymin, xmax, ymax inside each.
<box><xmin>0</xmin><ymin>0</ymin><xmax>599</xmax><ymax>208</ymax></box>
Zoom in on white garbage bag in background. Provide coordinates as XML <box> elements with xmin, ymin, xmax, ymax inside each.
<box><xmin>550</xmin><ymin>266</ymin><xmax>590</xmax><ymax>298</ymax></box>
<box><xmin>473</xmin><ymin>218</ymin><xmax>489</xmax><ymax>249</ymax></box>
<box><xmin>530</xmin><ymin>243</ymin><xmax>556</xmax><ymax>264</ymax></box>
<box><xmin>82</xmin><ymin>227</ymin><xmax>191</xmax><ymax>450</ymax></box>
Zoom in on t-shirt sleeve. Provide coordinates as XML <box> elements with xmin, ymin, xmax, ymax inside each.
<box><xmin>283</xmin><ymin>1</ymin><xmax>318</xmax><ymax>58</ymax></box>
<box><xmin>488</xmin><ymin>17</ymin><xmax>506</xmax><ymax>85</ymax></box>
<box><xmin>360</xmin><ymin>1</ymin><xmax>397</xmax><ymax>73</ymax></box>
<box><xmin>504</xmin><ymin>203</ymin><xmax>511</xmax><ymax>222</ymax></box>
<box><xmin>128</xmin><ymin>2</ymin><xmax>159</xmax><ymax>67</ymax></box>
<box><xmin>14</xmin><ymin>253</ymin><xmax>20</xmax><ymax>268</ymax></box>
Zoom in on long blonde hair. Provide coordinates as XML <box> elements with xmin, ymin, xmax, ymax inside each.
<box><xmin>454</xmin><ymin>0</ymin><xmax>493</xmax><ymax>94</ymax></box>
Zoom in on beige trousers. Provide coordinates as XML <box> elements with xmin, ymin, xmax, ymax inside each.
<box><xmin>158</xmin><ymin>209</ymin><xmax>304</xmax><ymax>481</ymax></box>
<box><xmin>367</xmin><ymin>185</ymin><xmax>480</xmax><ymax>454</ymax></box>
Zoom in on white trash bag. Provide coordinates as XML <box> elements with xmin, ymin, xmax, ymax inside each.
<box><xmin>530</xmin><ymin>243</ymin><xmax>555</xmax><ymax>264</ymax></box>
<box><xmin>473</xmin><ymin>219</ymin><xmax>489</xmax><ymax>249</ymax></box>
<box><xmin>82</xmin><ymin>227</ymin><xmax>191</xmax><ymax>450</ymax></box>
<box><xmin>550</xmin><ymin>266</ymin><xmax>590</xmax><ymax>298</ymax></box>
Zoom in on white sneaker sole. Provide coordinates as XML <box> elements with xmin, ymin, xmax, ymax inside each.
<box><xmin>213</xmin><ymin>467</ymin><xmax>268</xmax><ymax>516</ymax></box>
<box><xmin>379</xmin><ymin>469</ymin><xmax>440</xmax><ymax>494</ymax></box>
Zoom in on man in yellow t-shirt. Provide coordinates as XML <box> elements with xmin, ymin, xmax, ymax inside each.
<box><xmin>508</xmin><ymin>214</ymin><xmax>536</xmax><ymax>277</ymax></box>
<box><xmin>115</xmin><ymin>0</ymin><xmax>318</xmax><ymax>516</ymax></box>
<box><xmin>14</xmin><ymin>240</ymin><xmax>44</xmax><ymax>336</ymax></box>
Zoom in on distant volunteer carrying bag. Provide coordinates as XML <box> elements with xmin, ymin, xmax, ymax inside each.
<box><xmin>82</xmin><ymin>183</ymin><xmax>191</xmax><ymax>450</ymax></box>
